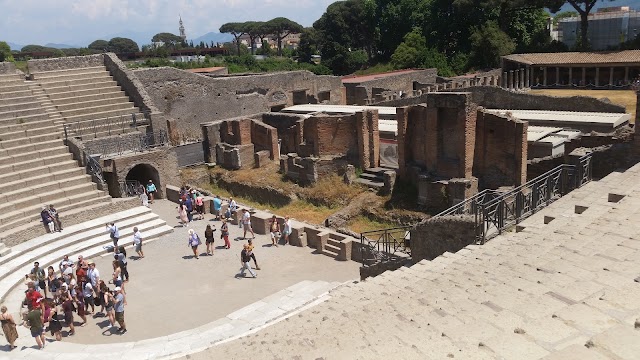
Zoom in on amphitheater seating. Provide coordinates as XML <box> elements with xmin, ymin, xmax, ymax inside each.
<box><xmin>192</xmin><ymin>162</ymin><xmax>640</xmax><ymax>359</ymax></box>
<box><xmin>29</xmin><ymin>66</ymin><xmax>147</xmax><ymax>139</ymax></box>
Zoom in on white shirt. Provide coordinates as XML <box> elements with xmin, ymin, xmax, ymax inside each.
<box><xmin>229</xmin><ymin>200</ymin><xmax>238</xmax><ymax>212</ymax></box>
<box><xmin>242</xmin><ymin>212</ymin><xmax>251</xmax><ymax>224</ymax></box>
<box><xmin>59</xmin><ymin>259</ymin><xmax>74</xmax><ymax>271</ymax></box>
<box><xmin>83</xmin><ymin>282</ymin><xmax>93</xmax><ymax>297</ymax></box>
<box><xmin>88</xmin><ymin>268</ymin><xmax>100</xmax><ymax>287</ymax></box>
<box><xmin>133</xmin><ymin>231</ymin><xmax>142</xmax><ymax>245</ymax></box>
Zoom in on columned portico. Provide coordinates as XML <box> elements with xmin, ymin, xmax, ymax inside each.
<box><xmin>595</xmin><ymin>67</ymin><xmax>600</xmax><ymax>86</ymax></box>
<box><xmin>543</xmin><ymin>67</ymin><xmax>548</xmax><ymax>86</ymax></box>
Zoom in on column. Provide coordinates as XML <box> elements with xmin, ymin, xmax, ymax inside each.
<box><xmin>595</xmin><ymin>67</ymin><xmax>600</xmax><ymax>86</ymax></box>
<box><xmin>582</xmin><ymin>67</ymin><xmax>586</xmax><ymax>86</ymax></box>
<box><xmin>525</xmin><ymin>66</ymin><xmax>530</xmax><ymax>88</ymax></box>
<box><xmin>566</xmin><ymin>67</ymin><xmax>571</xmax><ymax>86</ymax></box>
<box><xmin>510</xmin><ymin>70</ymin><xmax>515</xmax><ymax>89</ymax></box>
<box><xmin>543</xmin><ymin>67</ymin><xmax>547</xmax><ymax>86</ymax></box>
<box><xmin>519</xmin><ymin>69</ymin><xmax>524</xmax><ymax>89</ymax></box>
<box><xmin>555</xmin><ymin>67</ymin><xmax>560</xmax><ymax>85</ymax></box>
<box><xmin>530</xmin><ymin>67</ymin><xmax>535</xmax><ymax>87</ymax></box>
<box><xmin>503</xmin><ymin>71</ymin><xmax>508</xmax><ymax>88</ymax></box>
<box><xmin>625</xmin><ymin>66</ymin><xmax>629</xmax><ymax>84</ymax></box>
<box><xmin>609</xmin><ymin>67</ymin><xmax>614</xmax><ymax>86</ymax></box>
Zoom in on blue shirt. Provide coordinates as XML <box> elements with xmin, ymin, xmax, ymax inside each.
<box><xmin>146</xmin><ymin>183</ymin><xmax>156</xmax><ymax>192</ymax></box>
<box><xmin>213</xmin><ymin>198</ymin><xmax>222</xmax><ymax>211</ymax></box>
<box><xmin>114</xmin><ymin>293</ymin><xmax>125</xmax><ymax>312</ymax></box>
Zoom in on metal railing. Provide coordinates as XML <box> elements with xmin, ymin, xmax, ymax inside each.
<box><xmin>85</xmin><ymin>153</ymin><xmax>105</xmax><ymax>185</ymax></box>
<box><xmin>64</xmin><ymin>112</ymin><xmax>150</xmax><ymax>140</ymax></box>
<box><xmin>119</xmin><ymin>180</ymin><xmax>143</xmax><ymax>197</ymax></box>
<box><xmin>84</xmin><ymin>130</ymin><xmax>168</xmax><ymax>158</ymax></box>
<box><xmin>359</xmin><ymin>153</ymin><xmax>593</xmax><ymax>267</ymax></box>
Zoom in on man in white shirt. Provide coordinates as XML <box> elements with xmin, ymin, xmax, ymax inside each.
<box><xmin>229</xmin><ymin>197</ymin><xmax>241</xmax><ymax>228</ymax></box>
<box><xmin>58</xmin><ymin>255</ymin><xmax>74</xmax><ymax>273</ymax></box>
<box><xmin>87</xmin><ymin>261</ymin><xmax>100</xmax><ymax>291</ymax></box>
<box><xmin>82</xmin><ymin>276</ymin><xmax>95</xmax><ymax>314</ymax></box>
<box><xmin>242</xmin><ymin>209</ymin><xmax>255</xmax><ymax>239</ymax></box>
<box><xmin>133</xmin><ymin>227</ymin><xmax>144</xmax><ymax>258</ymax></box>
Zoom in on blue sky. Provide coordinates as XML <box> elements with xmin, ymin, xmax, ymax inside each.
<box><xmin>1</xmin><ymin>0</ymin><xmax>337</xmax><ymax>48</ymax></box>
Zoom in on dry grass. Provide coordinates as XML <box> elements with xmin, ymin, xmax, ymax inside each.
<box><xmin>530</xmin><ymin>89</ymin><xmax>637</xmax><ymax>122</ymax></box>
<box><xmin>346</xmin><ymin>215</ymin><xmax>397</xmax><ymax>233</ymax></box>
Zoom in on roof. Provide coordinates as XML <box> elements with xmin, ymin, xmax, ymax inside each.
<box><xmin>341</xmin><ymin>69</ymin><xmax>423</xmax><ymax>84</ymax></box>
<box><xmin>185</xmin><ymin>67</ymin><xmax>226</xmax><ymax>74</ymax></box>
<box><xmin>281</xmin><ymin>104</ymin><xmax>397</xmax><ymax>117</ymax></box>
<box><xmin>485</xmin><ymin>109</ymin><xmax>630</xmax><ymax>129</ymax></box>
<box><xmin>502</xmin><ymin>50</ymin><xmax>640</xmax><ymax>66</ymax></box>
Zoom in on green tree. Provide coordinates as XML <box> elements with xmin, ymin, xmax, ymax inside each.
<box><xmin>264</xmin><ymin>17</ymin><xmax>303</xmax><ymax>56</ymax></box>
<box><xmin>151</xmin><ymin>32</ymin><xmax>183</xmax><ymax>48</ymax></box>
<box><xmin>553</xmin><ymin>10</ymin><xmax>578</xmax><ymax>26</ymax></box>
<box><xmin>107</xmin><ymin>37</ymin><xmax>139</xmax><ymax>53</ymax></box>
<box><xmin>244</xmin><ymin>21</ymin><xmax>268</xmax><ymax>55</ymax></box>
<box><xmin>297</xmin><ymin>27</ymin><xmax>318</xmax><ymax>63</ymax></box>
<box><xmin>564</xmin><ymin>0</ymin><xmax>616</xmax><ymax>50</ymax></box>
<box><xmin>88</xmin><ymin>40</ymin><xmax>109</xmax><ymax>51</ymax></box>
<box><xmin>391</xmin><ymin>29</ymin><xmax>453</xmax><ymax>75</ymax></box>
<box><xmin>375</xmin><ymin>0</ymin><xmax>430</xmax><ymax>60</ymax></box>
<box><xmin>219</xmin><ymin>22</ymin><xmax>247</xmax><ymax>55</ymax></box>
<box><xmin>21</xmin><ymin>45</ymin><xmax>53</xmax><ymax>52</ymax></box>
<box><xmin>469</xmin><ymin>21</ymin><xmax>515</xmax><ymax>68</ymax></box>
<box><xmin>0</xmin><ymin>41</ymin><xmax>14</xmax><ymax>62</ymax></box>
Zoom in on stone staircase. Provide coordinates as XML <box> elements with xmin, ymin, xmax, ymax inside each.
<box><xmin>30</xmin><ymin>66</ymin><xmax>148</xmax><ymax>139</ymax></box>
<box><xmin>354</xmin><ymin>166</ymin><xmax>394</xmax><ymax>189</ymax></box>
<box><xmin>0</xmin><ymin>206</ymin><xmax>172</xmax><ymax>303</ymax></box>
<box><xmin>192</xmin><ymin>163</ymin><xmax>640</xmax><ymax>359</ymax></box>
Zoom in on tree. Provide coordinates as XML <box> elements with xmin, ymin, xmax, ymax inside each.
<box><xmin>107</xmin><ymin>37</ymin><xmax>139</xmax><ymax>53</ymax></box>
<box><xmin>243</xmin><ymin>21</ymin><xmax>267</xmax><ymax>55</ymax></box>
<box><xmin>152</xmin><ymin>32</ymin><xmax>183</xmax><ymax>48</ymax></box>
<box><xmin>88</xmin><ymin>40</ymin><xmax>109</xmax><ymax>52</ymax></box>
<box><xmin>220</xmin><ymin>22</ymin><xmax>247</xmax><ymax>55</ymax></box>
<box><xmin>264</xmin><ymin>17</ymin><xmax>303</xmax><ymax>56</ymax></box>
<box><xmin>470</xmin><ymin>21</ymin><xmax>515</xmax><ymax>68</ymax></box>
<box><xmin>564</xmin><ymin>0</ymin><xmax>615</xmax><ymax>50</ymax></box>
<box><xmin>21</xmin><ymin>45</ymin><xmax>53</xmax><ymax>52</ymax></box>
<box><xmin>298</xmin><ymin>27</ymin><xmax>319</xmax><ymax>63</ymax></box>
<box><xmin>0</xmin><ymin>41</ymin><xmax>13</xmax><ymax>62</ymax></box>
<box><xmin>553</xmin><ymin>10</ymin><xmax>579</xmax><ymax>26</ymax></box>
<box><xmin>391</xmin><ymin>29</ymin><xmax>454</xmax><ymax>75</ymax></box>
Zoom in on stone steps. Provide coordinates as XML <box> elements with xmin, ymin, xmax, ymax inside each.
<box><xmin>31</xmin><ymin>66</ymin><xmax>109</xmax><ymax>79</ymax></box>
<box><xmin>35</xmin><ymin>73</ymin><xmax>112</xmax><ymax>86</ymax></box>
<box><xmin>41</xmin><ymin>80</ymin><xmax>119</xmax><ymax>94</ymax></box>
<box><xmin>0</xmin><ymin>144</ymin><xmax>68</xmax><ymax>167</ymax></box>
<box><xmin>58</xmin><ymin>100</ymin><xmax>135</xmax><ymax>117</ymax></box>
<box><xmin>0</xmin><ymin>181</ymin><xmax>97</xmax><ymax>214</ymax></box>
<box><xmin>0</xmin><ymin>150</ymin><xmax>71</xmax><ymax>175</ymax></box>
<box><xmin>0</xmin><ymin>207</ymin><xmax>173</xmax><ymax>303</ymax></box>
<box><xmin>53</xmin><ymin>91</ymin><xmax>129</xmax><ymax>108</ymax></box>
<box><xmin>47</xmin><ymin>86</ymin><xmax>126</xmax><ymax>100</ymax></box>
<box><xmin>62</xmin><ymin>107</ymin><xmax>140</xmax><ymax>123</ymax></box>
<box><xmin>0</xmin><ymin>94</ymin><xmax>39</xmax><ymax>106</ymax></box>
<box><xmin>0</xmin><ymin>117</ymin><xmax>57</xmax><ymax>135</ymax></box>
<box><xmin>0</xmin><ymin>112</ymin><xmax>54</xmax><ymax>128</ymax></box>
<box><xmin>0</xmin><ymin>99</ymin><xmax>45</xmax><ymax>113</ymax></box>
<box><xmin>0</xmin><ymin>174</ymin><xmax>92</xmax><ymax>202</ymax></box>
<box><xmin>0</xmin><ymin>89</ymin><xmax>32</xmax><ymax>100</ymax></box>
<box><xmin>0</xmin><ymin>139</ymin><xmax>68</xmax><ymax>162</ymax></box>
<box><xmin>74</xmin><ymin>123</ymin><xmax>148</xmax><ymax>140</ymax></box>
<box><xmin>0</xmin><ymin>83</ymin><xmax>32</xmax><ymax>93</ymax></box>
<box><xmin>0</xmin><ymin>165</ymin><xmax>85</xmax><ymax>194</ymax></box>
<box><xmin>0</xmin><ymin>105</ymin><xmax>48</xmax><ymax>120</ymax></box>
<box><xmin>0</xmin><ymin>122</ymin><xmax>60</xmax><ymax>141</ymax></box>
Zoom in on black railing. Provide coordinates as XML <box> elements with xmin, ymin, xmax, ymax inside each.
<box><xmin>85</xmin><ymin>153</ymin><xmax>105</xmax><ymax>185</ymax></box>
<box><xmin>84</xmin><ymin>130</ymin><xmax>168</xmax><ymax>158</ymax></box>
<box><xmin>64</xmin><ymin>113</ymin><xmax>150</xmax><ymax>139</ymax></box>
<box><xmin>119</xmin><ymin>180</ymin><xmax>143</xmax><ymax>197</ymax></box>
<box><xmin>360</xmin><ymin>153</ymin><xmax>593</xmax><ymax>266</ymax></box>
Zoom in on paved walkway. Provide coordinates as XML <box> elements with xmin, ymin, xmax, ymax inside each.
<box><xmin>2</xmin><ymin>200</ymin><xmax>359</xmax><ymax>356</ymax></box>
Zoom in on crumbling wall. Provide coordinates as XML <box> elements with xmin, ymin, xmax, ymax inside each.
<box><xmin>135</xmin><ymin>68</ymin><xmax>342</xmax><ymax>137</ymax></box>
<box><xmin>344</xmin><ymin>69</ymin><xmax>438</xmax><ymax>105</ymax></box>
<box><xmin>250</xmin><ymin>121</ymin><xmax>278</xmax><ymax>160</ymax></box>
<box><xmin>410</xmin><ymin>215</ymin><xmax>476</xmax><ymax>262</ymax></box>
<box><xmin>0</xmin><ymin>62</ymin><xmax>17</xmax><ymax>74</ymax></box>
<box><xmin>474</xmin><ymin>111</ymin><xmax>528</xmax><ymax>189</ymax></box>
<box><xmin>27</xmin><ymin>54</ymin><xmax>104</xmax><ymax>72</ymax></box>
<box><xmin>260</xmin><ymin>113</ymin><xmax>305</xmax><ymax>154</ymax></box>
<box><xmin>303</xmin><ymin>114</ymin><xmax>359</xmax><ymax>159</ymax></box>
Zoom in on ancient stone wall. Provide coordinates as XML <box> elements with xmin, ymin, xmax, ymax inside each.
<box><xmin>250</xmin><ymin>121</ymin><xmax>278</xmax><ymax>160</ymax></box>
<box><xmin>103</xmin><ymin>53</ymin><xmax>160</xmax><ymax>115</ymax></box>
<box><xmin>344</xmin><ymin>69</ymin><xmax>438</xmax><ymax>105</ymax></box>
<box><xmin>134</xmin><ymin>67</ymin><xmax>342</xmax><ymax>138</ymax></box>
<box><xmin>0</xmin><ymin>62</ymin><xmax>17</xmax><ymax>74</ymax></box>
<box><xmin>260</xmin><ymin>113</ymin><xmax>305</xmax><ymax>155</ymax></box>
<box><xmin>303</xmin><ymin>114</ymin><xmax>359</xmax><ymax>158</ymax></box>
<box><xmin>474</xmin><ymin>111</ymin><xmax>528</xmax><ymax>189</ymax></box>
<box><xmin>410</xmin><ymin>215</ymin><xmax>476</xmax><ymax>262</ymax></box>
<box><xmin>27</xmin><ymin>54</ymin><xmax>104</xmax><ymax>72</ymax></box>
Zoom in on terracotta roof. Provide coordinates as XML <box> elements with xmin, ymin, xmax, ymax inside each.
<box><xmin>503</xmin><ymin>50</ymin><xmax>640</xmax><ymax>66</ymax></box>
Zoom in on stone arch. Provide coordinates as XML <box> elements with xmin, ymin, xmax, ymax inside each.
<box><xmin>125</xmin><ymin>163</ymin><xmax>162</xmax><ymax>198</ymax></box>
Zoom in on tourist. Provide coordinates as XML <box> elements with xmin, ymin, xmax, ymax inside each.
<box><xmin>247</xmin><ymin>239</ymin><xmax>261</xmax><ymax>270</ymax></box>
<box><xmin>185</xmin><ymin>195</ymin><xmax>194</xmax><ymax>223</ymax></box>
<box><xmin>112</xmin><ymin>260</ymin><xmax>125</xmax><ymax>294</ymax></box>
<box><xmin>133</xmin><ymin>227</ymin><xmax>144</xmax><ymax>258</ymax></box>
<box><xmin>0</xmin><ymin>305</ymin><xmax>18</xmax><ymax>350</ymax></box>
<box><xmin>46</xmin><ymin>266</ymin><xmax>59</xmax><ymax>301</ymax></box>
<box><xmin>41</xmin><ymin>206</ymin><xmax>55</xmax><ymax>233</ymax></box>
<box><xmin>140</xmin><ymin>190</ymin><xmax>149</xmax><ymax>207</ymax></box>
<box><xmin>26</xmin><ymin>299</ymin><xmax>45</xmax><ymax>349</ymax></box>
<box><xmin>282</xmin><ymin>216</ymin><xmax>292</xmax><ymax>245</ymax></box>
<box><xmin>113</xmin><ymin>286</ymin><xmax>127</xmax><ymax>334</ymax></box>
<box><xmin>101</xmin><ymin>282</ymin><xmax>115</xmax><ymax>328</ymax></box>
<box><xmin>59</xmin><ymin>255</ymin><xmax>74</xmax><ymax>273</ymax></box>
<box><xmin>74</xmin><ymin>283</ymin><xmax>87</xmax><ymax>327</ymax></box>
<box><xmin>242</xmin><ymin>209</ymin><xmax>255</xmax><ymax>239</ymax></box>
<box><xmin>239</xmin><ymin>244</ymin><xmax>257</xmax><ymax>278</ymax></box>
<box><xmin>229</xmin><ymin>197</ymin><xmax>239</xmax><ymax>228</ymax></box>
<box><xmin>48</xmin><ymin>204</ymin><xmax>62</xmax><ymax>231</ymax></box>
<box><xmin>221</xmin><ymin>219</ymin><xmax>231</xmax><ymax>249</ymax></box>
<box><xmin>213</xmin><ymin>195</ymin><xmax>222</xmax><ymax>220</ymax></box>
<box><xmin>30</xmin><ymin>262</ymin><xmax>47</xmax><ymax>298</ymax></box>
<box><xmin>204</xmin><ymin>224</ymin><xmax>216</xmax><ymax>255</ymax></box>
<box><xmin>178</xmin><ymin>199</ymin><xmax>188</xmax><ymax>227</ymax></box>
<box><xmin>81</xmin><ymin>276</ymin><xmax>95</xmax><ymax>314</ymax></box>
<box><xmin>146</xmin><ymin>180</ymin><xmax>157</xmax><ymax>204</ymax></box>
<box><xmin>195</xmin><ymin>192</ymin><xmax>205</xmax><ymax>220</ymax></box>
<box><xmin>60</xmin><ymin>293</ymin><xmax>75</xmax><ymax>336</ymax></box>
<box><xmin>115</xmin><ymin>250</ymin><xmax>129</xmax><ymax>282</ymax></box>
<box><xmin>106</xmin><ymin>222</ymin><xmax>120</xmax><ymax>250</ymax></box>
<box><xmin>188</xmin><ymin>229</ymin><xmax>201</xmax><ymax>259</ymax></box>
<box><xmin>46</xmin><ymin>299</ymin><xmax>62</xmax><ymax>341</ymax></box>
<box><xmin>76</xmin><ymin>255</ymin><xmax>88</xmax><ymax>273</ymax></box>
<box><xmin>269</xmin><ymin>215</ymin><xmax>280</xmax><ymax>247</ymax></box>
<box><xmin>87</xmin><ymin>261</ymin><xmax>100</xmax><ymax>292</ymax></box>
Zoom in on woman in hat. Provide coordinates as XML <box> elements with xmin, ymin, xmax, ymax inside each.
<box><xmin>187</xmin><ymin>229</ymin><xmax>201</xmax><ymax>259</ymax></box>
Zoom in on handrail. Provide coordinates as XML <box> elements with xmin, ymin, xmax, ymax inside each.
<box><xmin>85</xmin><ymin>153</ymin><xmax>105</xmax><ymax>185</ymax></box>
<box><xmin>84</xmin><ymin>130</ymin><xmax>168</xmax><ymax>158</ymax></box>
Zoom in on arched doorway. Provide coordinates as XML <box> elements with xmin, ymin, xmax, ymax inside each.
<box><xmin>125</xmin><ymin>163</ymin><xmax>161</xmax><ymax>198</ymax></box>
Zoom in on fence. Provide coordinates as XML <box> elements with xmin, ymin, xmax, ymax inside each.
<box><xmin>83</xmin><ymin>130</ymin><xmax>169</xmax><ymax>158</ymax></box>
<box><xmin>85</xmin><ymin>153</ymin><xmax>106</xmax><ymax>186</ymax></box>
<box><xmin>360</xmin><ymin>153</ymin><xmax>593</xmax><ymax>267</ymax></box>
<box><xmin>119</xmin><ymin>180</ymin><xmax>143</xmax><ymax>198</ymax></box>
<box><xmin>64</xmin><ymin>112</ymin><xmax>150</xmax><ymax>140</ymax></box>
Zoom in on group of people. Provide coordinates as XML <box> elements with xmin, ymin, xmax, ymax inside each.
<box><xmin>137</xmin><ymin>180</ymin><xmax>157</xmax><ymax>207</ymax></box>
<box><xmin>40</xmin><ymin>205</ymin><xmax>62</xmax><ymax>233</ymax></box>
<box><xmin>3</xmin><ymin>229</ymin><xmax>140</xmax><ymax>350</ymax></box>
<box><xmin>177</xmin><ymin>186</ymin><xmax>207</xmax><ymax>226</ymax></box>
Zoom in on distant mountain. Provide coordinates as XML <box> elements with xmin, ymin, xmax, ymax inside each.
<box><xmin>44</xmin><ymin>43</ymin><xmax>78</xmax><ymax>49</ymax></box>
<box><xmin>6</xmin><ymin>42</ymin><xmax>24</xmax><ymax>51</ymax></box>
<box><xmin>190</xmin><ymin>32</ymin><xmax>233</xmax><ymax>45</ymax></box>
<box><xmin>558</xmin><ymin>0</ymin><xmax>640</xmax><ymax>12</ymax></box>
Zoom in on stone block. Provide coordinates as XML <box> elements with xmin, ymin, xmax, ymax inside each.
<box><xmin>290</xmin><ymin>225</ymin><xmax>308</xmax><ymax>247</ymax></box>
<box><xmin>166</xmin><ymin>185</ymin><xmax>181</xmax><ymax>203</ymax></box>
<box><xmin>254</xmin><ymin>150</ymin><xmax>271</xmax><ymax>168</ymax></box>
<box><xmin>381</xmin><ymin>170</ymin><xmax>396</xmax><ymax>195</ymax></box>
<box><xmin>250</xmin><ymin>211</ymin><xmax>275</xmax><ymax>235</ymax></box>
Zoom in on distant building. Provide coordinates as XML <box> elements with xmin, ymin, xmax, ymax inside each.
<box><xmin>179</xmin><ymin>16</ymin><xmax>187</xmax><ymax>41</ymax></box>
<box><xmin>238</xmin><ymin>33</ymin><xmax>301</xmax><ymax>50</ymax></box>
<box><xmin>557</xmin><ymin>6</ymin><xmax>640</xmax><ymax>50</ymax></box>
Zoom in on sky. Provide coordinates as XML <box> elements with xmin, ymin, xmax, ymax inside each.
<box><xmin>0</xmin><ymin>0</ymin><xmax>337</xmax><ymax>48</ymax></box>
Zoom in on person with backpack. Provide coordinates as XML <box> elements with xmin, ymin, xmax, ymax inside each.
<box><xmin>185</xmin><ymin>196</ymin><xmax>194</xmax><ymax>223</ymax></box>
<box><xmin>106</xmin><ymin>222</ymin><xmax>120</xmax><ymax>250</ymax></box>
<box><xmin>187</xmin><ymin>229</ymin><xmax>201</xmax><ymax>259</ymax></box>
<box><xmin>195</xmin><ymin>193</ymin><xmax>205</xmax><ymax>220</ymax></box>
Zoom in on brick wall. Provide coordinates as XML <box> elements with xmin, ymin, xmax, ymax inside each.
<box><xmin>473</xmin><ymin>111</ymin><xmax>528</xmax><ymax>189</ymax></box>
<box><xmin>410</xmin><ymin>215</ymin><xmax>476</xmax><ymax>262</ymax></box>
<box><xmin>344</xmin><ymin>69</ymin><xmax>438</xmax><ymax>105</ymax></box>
<box><xmin>304</xmin><ymin>114</ymin><xmax>358</xmax><ymax>158</ymax></box>
<box><xmin>250</xmin><ymin>121</ymin><xmax>278</xmax><ymax>160</ymax></box>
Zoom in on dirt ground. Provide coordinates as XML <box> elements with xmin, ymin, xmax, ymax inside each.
<box><xmin>529</xmin><ymin>89</ymin><xmax>637</xmax><ymax>122</ymax></box>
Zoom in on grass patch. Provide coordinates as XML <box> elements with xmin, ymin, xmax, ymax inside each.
<box><xmin>14</xmin><ymin>61</ymin><xmax>28</xmax><ymax>74</ymax></box>
<box><xmin>530</xmin><ymin>89</ymin><xmax>637</xmax><ymax>123</ymax></box>
<box><xmin>346</xmin><ymin>215</ymin><xmax>397</xmax><ymax>234</ymax></box>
